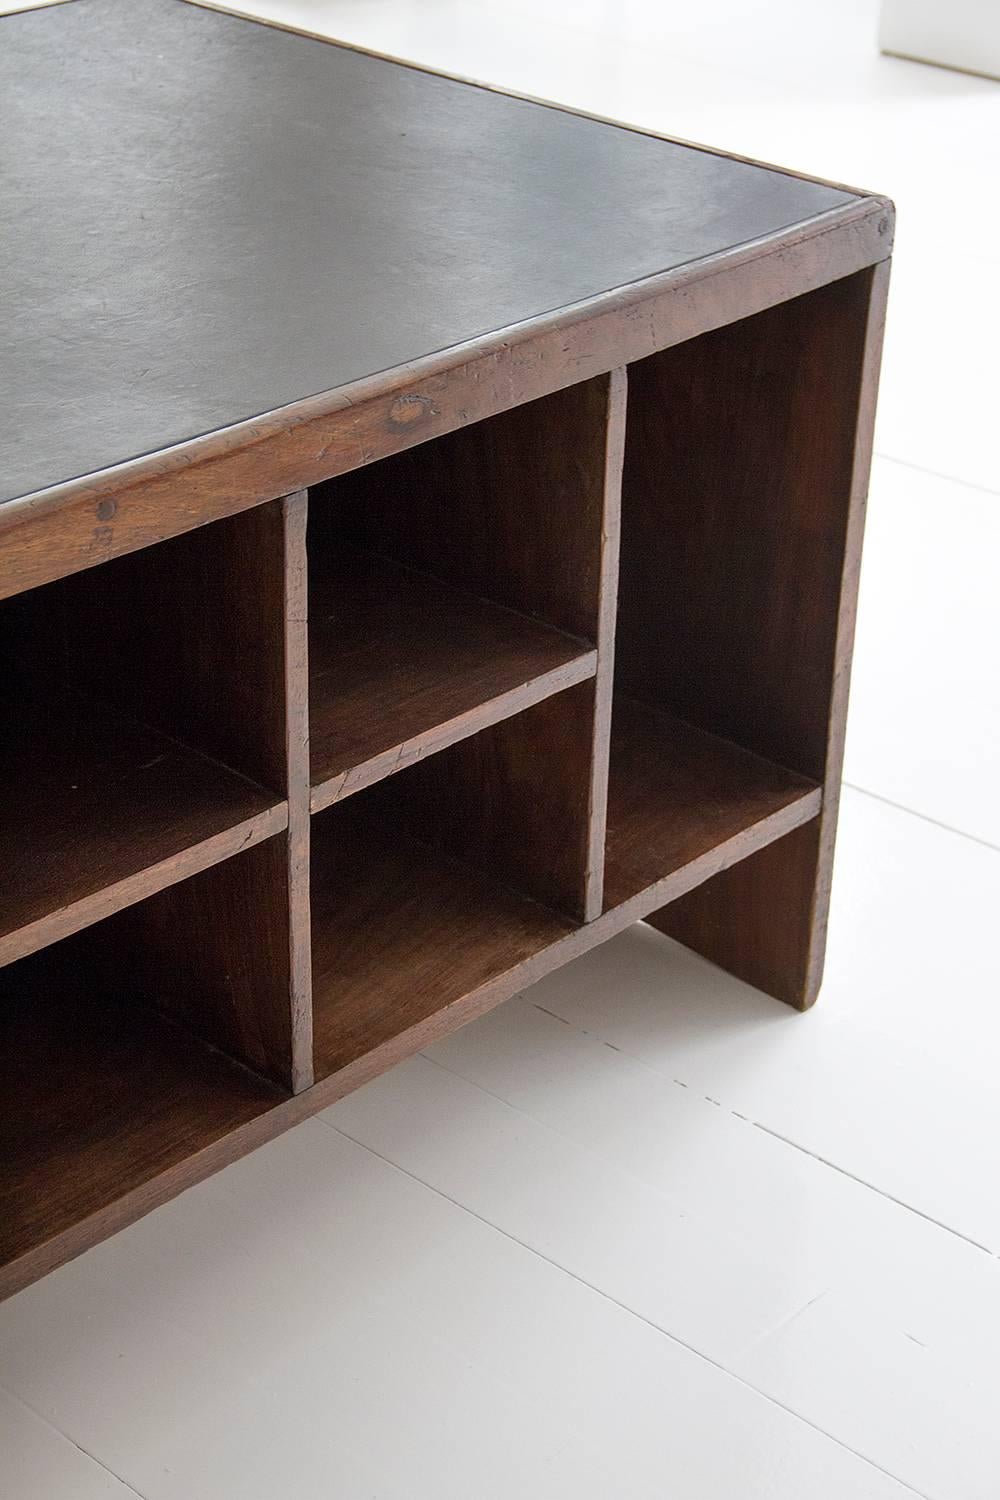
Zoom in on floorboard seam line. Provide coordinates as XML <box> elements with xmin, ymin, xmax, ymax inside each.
<box><xmin>423</xmin><ymin>1018</ymin><xmax>1000</xmax><ymax>1261</ymax></box>
<box><xmin>416</xmin><ymin>1048</ymin><xmax>704</xmax><ymax>1205</ymax></box>
<box><xmin>316</xmin><ymin>1115</ymin><xmax>931</xmax><ymax>1498</ymax></box>
<box><xmin>841</xmin><ymin>781</ymin><xmax>1000</xmax><ymax>854</ymax></box>
<box><xmin>0</xmin><ymin>1379</ymin><xmax>148</xmax><ymax>1499</ymax></box>
<box><xmin>874</xmin><ymin>450</ymin><xmax>1000</xmax><ymax>500</ymax></box>
<box><xmin>747</xmin><ymin>1120</ymin><xmax>996</xmax><ymax>1255</ymax></box>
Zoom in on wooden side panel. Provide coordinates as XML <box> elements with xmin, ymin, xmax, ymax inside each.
<box><xmin>311</xmin><ymin>373</ymin><xmax>617</xmax><ymax>643</ymax></box>
<box><xmin>656</xmin><ymin>820</ymin><xmax>823</xmax><ymax>1006</ymax></box>
<box><xmin>620</xmin><ymin>265</ymin><xmax>889</xmax><ymax>1006</ymax></box>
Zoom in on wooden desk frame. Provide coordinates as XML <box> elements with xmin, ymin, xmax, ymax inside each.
<box><xmin>0</xmin><ymin>63</ymin><xmax>891</xmax><ymax>1296</ymax></box>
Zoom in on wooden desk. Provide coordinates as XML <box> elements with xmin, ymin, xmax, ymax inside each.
<box><xmin>0</xmin><ymin>0</ymin><xmax>892</xmax><ymax>1299</ymax></box>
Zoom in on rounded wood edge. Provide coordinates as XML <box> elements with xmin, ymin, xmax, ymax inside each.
<box><xmin>0</xmin><ymin>198</ymin><xmax>892</xmax><ymax>602</ymax></box>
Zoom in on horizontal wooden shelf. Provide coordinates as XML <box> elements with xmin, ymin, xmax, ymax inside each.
<box><xmin>604</xmin><ymin>696</ymin><xmax>823</xmax><ymax>912</ymax></box>
<box><xmin>308</xmin><ymin>547</ymin><xmax>597</xmax><ymax>810</ymax></box>
<box><xmin>0</xmin><ymin>950</ymin><xmax>283</xmax><ymax>1288</ymax></box>
<box><xmin>309</xmin><ymin>691</ymin><xmax>823</xmax><ymax>1086</ymax></box>
<box><xmin>311</xmin><ymin>802</ymin><xmax>575</xmax><ymax>1080</ymax></box>
<box><xmin>0</xmin><ymin>688</ymin><xmax>286</xmax><ymax>967</ymax></box>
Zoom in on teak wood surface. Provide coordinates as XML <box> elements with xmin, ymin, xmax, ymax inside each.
<box><xmin>0</xmin><ymin>0</ymin><xmax>892</xmax><ymax>1300</ymax></box>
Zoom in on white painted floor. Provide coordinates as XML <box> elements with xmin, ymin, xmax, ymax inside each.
<box><xmin>3</xmin><ymin>2</ymin><xmax>999</xmax><ymax>1496</ymax></box>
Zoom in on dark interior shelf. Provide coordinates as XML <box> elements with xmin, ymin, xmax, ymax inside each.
<box><xmin>308</xmin><ymin>546</ymin><xmax>596</xmax><ymax>808</ymax></box>
<box><xmin>310</xmin><ymin>800</ymin><xmax>575</xmax><ymax>1080</ymax></box>
<box><xmin>0</xmin><ymin>688</ymin><xmax>284</xmax><ymax>967</ymax></box>
<box><xmin>603</xmin><ymin>696</ymin><xmax>823</xmax><ymax>911</ymax></box>
<box><xmin>0</xmin><ymin>943</ymin><xmax>283</xmax><ymax>1283</ymax></box>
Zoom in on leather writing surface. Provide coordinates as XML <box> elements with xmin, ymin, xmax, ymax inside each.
<box><xmin>0</xmin><ymin>0</ymin><xmax>854</xmax><ymax>502</ymax></box>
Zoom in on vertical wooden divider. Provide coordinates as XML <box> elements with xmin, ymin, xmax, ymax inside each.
<box><xmin>281</xmin><ymin>489</ymin><xmax>314</xmax><ymax>1092</ymax></box>
<box><xmin>42</xmin><ymin>492</ymin><xmax>316</xmax><ymax>1093</ymax></box>
<box><xmin>586</xmin><ymin>365</ymin><xmax>627</xmax><ymax>920</ymax></box>
<box><xmin>340</xmin><ymin>367</ymin><xmax>628</xmax><ymax>926</ymax></box>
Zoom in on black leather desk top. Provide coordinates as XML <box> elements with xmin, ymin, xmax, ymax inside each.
<box><xmin>0</xmin><ymin>0</ymin><xmax>855</xmax><ymax>504</ymax></box>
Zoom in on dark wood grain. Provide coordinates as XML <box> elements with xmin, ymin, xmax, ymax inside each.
<box><xmin>655</xmin><ymin>820</ymin><xmax>824</xmax><ymax>1006</ymax></box>
<box><xmin>0</xmin><ymin>937</ymin><xmax>283</xmax><ymax>1299</ymax></box>
<box><xmin>83</xmin><ymin>838</ymin><xmax>304</xmax><ymax>1092</ymax></box>
<box><xmin>626</xmin><ymin>265</ymin><xmax>890</xmax><ymax>1005</ymax></box>
<box><xmin>0</xmin><ymin>0</ymin><xmax>890</xmax><ymax>1302</ymax></box>
<box><xmin>281</xmin><ymin>491</ymin><xmax>314</xmax><ymax>1092</ymax></box>
<box><xmin>93</xmin><ymin>491</ymin><xmax>315</xmax><ymax>1091</ymax></box>
<box><xmin>308</xmin><ymin>546</ymin><xmax>596</xmax><ymax>809</ymax></box>
<box><xmin>0</xmin><ymin>729</ymin><xmax>835</xmax><ymax>1307</ymax></box>
<box><xmin>617</xmin><ymin>269</ymin><xmax>874</xmax><ymax>779</ymax></box>
<box><xmin>0</xmin><ymin>686</ymin><xmax>285</xmax><ymax>967</ymax></box>
<box><xmin>310</xmin><ymin>801</ymin><xmax>575</xmax><ymax>1080</ymax></box>
<box><xmin>316</xmin><ymin>375</ymin><xmax>622</xmax><ymax>642</ymax></box>
<box><xmin>3</xmin><ymin>499</ymin><xmax>298</xmax><ymax>794</ymax></box>
<box><xmin>363</xmin><ymin>681</ymin><xmax>605</xmax><ymax>923</ymax></box>
<box><xmin>309</xmin><ymin>371</ymin><xmax>624</xmax><ymax>913</ymax></box>
<box><xmin>589</xmin><ymin>366</ymin><xmax>628</xmax><ymax>917</ymax></box>
<box><xmin>604</xmin><ymin>696</ymin><xmax>822</xmax><ymax>910</ymax></box>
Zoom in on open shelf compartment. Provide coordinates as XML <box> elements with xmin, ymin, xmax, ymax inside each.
<box><xmin>606</xmin><ymin>273</ymin><xmax>875</xmax><ymax>1004</ymax></box>
<box><xmin>311</xmin><ymin>800</ymin><xmax>575</xmax><ymax>1081</ymax></box>
<box><xmin>310</xmin><ymin>682</ymin><xmax>601</xmax><ymax>1082</ymax></box>
<box><xmin>307</xmin><ymin>376</ymin><xmax>614</xmax><ymax>809</ymax></box>
<box><xmin>604</xmin><ymin>696</ymin><xmax>821</xmax><ymax>912</ymax></box>
<box><xmin>0</xmin><ymin>836</ymin><xmax>298</xmax><ymax>1300</ymax></box>
<box><xmin>0</xmin><ymin>501</ymin><xmax>295</xmax><ymax>967</ymax></box>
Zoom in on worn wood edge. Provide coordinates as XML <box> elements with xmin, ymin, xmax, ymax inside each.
<box><xmin>796</xmin><ymin>260</ymin><xmax>891</xmax><ymax>1011</ymax></box>
<box><xmin>180</xmin><ymin>1</ymin><xmax>886</xmax><ymax>206</ymax></box>
<box><xmin>2</xmin><ymin>193</ymin><xmax>891</xmax><ymax>524</ymax></box>
<box><xmin>308</xmin><ymin>647</ymin><xmax>599</xmax><ymax>814</ymax></box>
<box><xmin>581</xmin><ymin>366</ymin><xmax>626</xmax><ymax>922</ymax></box>
<box><xmin>0</xmin><ymin>196</ymin><xmax>892</xmax><ymax>603</ymax></box>
<box><xmin>0</xmin><ymin>801</ymin><xmax>288</xmax><ymax>971</ymax></box>
<box><xmin>0</xmin><ymin>785</ymin><xmax>820</xmax><ymax>1303</ymax></box>
<box><xmin>280</xmin><ymin>491</ymin><xmax>314</xmax><ymax>1091</ymax></box>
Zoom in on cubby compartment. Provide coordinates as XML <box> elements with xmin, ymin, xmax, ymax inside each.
<box><xmin>0</xmin><ymin>836</ymin><xmax>299</xmax><ymax>1300</ymax></box>
<box><xmin>606</xmin><ymin>272</ymin><xmax>875</xmax><ymax>1001</ymax></box>
<box><xmin>0</xmin><ymin>501</ymin><xmax>296</xmax><ymax>967</ymax></box>
<box><xmin>603</xmin><ymin>697</ymin><xmax>821</xmax><ymax>910</ymax></box>
<box><xmin>307</xmin><ymin>376</ymin><xmax>619</xmax><ymax>810</ymax></box>
<box><xmin>309</xmin><ymin>682</ymin><xmax>603</xmax><ymax>1082</ymax></box>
